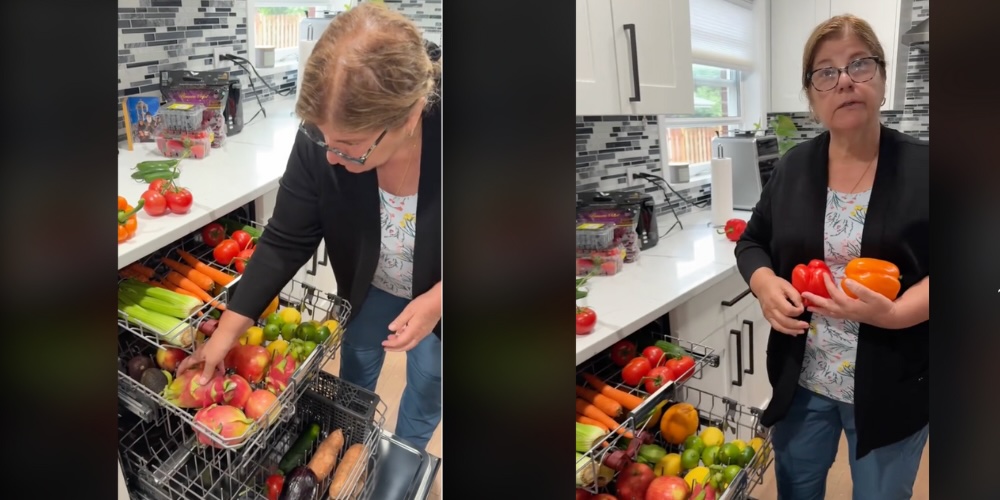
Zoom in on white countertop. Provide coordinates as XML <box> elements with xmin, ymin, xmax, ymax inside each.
<box><xmin>575</xmin><ymin>208</ymin><xmax>753</xmax><ymax>365</ymax></box>
<box><xmin>117</xmin><ymin>98</ymin><xmax>300</xmax><ymax>270</ymax></box>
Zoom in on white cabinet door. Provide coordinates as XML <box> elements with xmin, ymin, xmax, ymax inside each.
<box><xmin>734</xmin><ymin>301</ymin><xmax>772</xmax><ymax>413</ymax></box>
<box><xmin>769</xmin><ymin>0</ymin><xmax>831</xmax><ymax>113</ymax></box>
<box><xmin>682</xmin><ymin>325</ymin><xmax>732</xmax><ymax>402</ymax></box>
<box><xmin>611</xmin><ymin>0</ymin><xmax>695</xmax><ymax>115</ymax></box>
<box><xmin>253</xmin><ymin>187</ymin><xmax>279</xmax><ymax>225</ymax></box>
<box><xmin>829</xmin><ymin>0</ymin><xmax>902</xmax><ymax>109</ymax></box>
<box><xmin>576</xmin><ymin>0</ymin><xmax>622</xmax><ymax>115</ymax></box>
<box><xmin>669</xmin><ymin>272</ymin><xmax>752</xmax><ymax>344</ymax></box>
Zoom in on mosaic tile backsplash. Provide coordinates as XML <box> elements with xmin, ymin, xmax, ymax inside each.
<box><xmin>117</xmin><ymin>0</ymin><xmax>443</xmax><ymax>143</ymax></box>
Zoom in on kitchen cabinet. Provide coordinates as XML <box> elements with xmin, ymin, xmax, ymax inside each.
<box><xmin>770</xmin><ymin>0</ymin><xmax>904</xmax><ymax>113</ymax></box>
<box><xmin>576</xmin><ymin>0</ymin><xmax>695</xmax><ymax>116</ymax></box>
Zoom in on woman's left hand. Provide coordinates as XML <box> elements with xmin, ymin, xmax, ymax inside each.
<box><xmin>383</xmin><ymin>283</ymin><xmax>442</xmax><ymax>352</ymax></box>
<box><xmin>801</xmin><ymin>274</ymin><xmax>896</xmax><ymax>327</ymax></box>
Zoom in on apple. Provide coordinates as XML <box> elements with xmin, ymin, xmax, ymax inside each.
<box><xmin>155</xmin><ymin>347</ymin><xmax>188</xmax><ymax>373</ymax></box>
<box><xmin>616</xmin><ymin>462</ymin><xmax>655</xmax><ymax>500</ymax></box>
<box><xmin>645</xmin><ymin>476</ymin><xmax>689</xmax><ymax>500</ymax></box>
<box><xmin>244</xmin><ymin>389</ymin><xmax>280</xmax><ymax>424</ymax></box>
<box><xmin>593</xmin><ymin>495</ymin><xmax>617</xmax><ymax>500</ymax></box>
<box><xmin>225</xmin><ymin>344</ymin><xmax>271</xmax><ymax>384</ymax></box>
<box><xmin>576</xmin><ymin>488</ymin><xmax>594</xmax><ymax>500</ymax></box>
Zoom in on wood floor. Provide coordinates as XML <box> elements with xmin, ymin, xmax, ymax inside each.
<box><xmin>323</xmin><ymin>351</ymin><xmax>443</xmax><ymax>500</ymax></box>
<box><xmin>750</xmin><ymin>434</ymin><xmax>929</xmax><ymax>499</ymax></box>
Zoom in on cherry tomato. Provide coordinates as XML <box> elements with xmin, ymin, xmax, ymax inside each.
<box><xmin>234</xmin><ymin>248</ymin><xmax>255</xmax><ymax>274</ymax></box>
<box><xmin>622</xmin><ymin>357</ymin><xmax>651</xmax><ymax>386</ymax></box>
<box><xmin>213</xmin><ymin>239</ymin><xmax>241</xmax><ymax>266</ymax></box>
<box><xmin>201</xmin><ymin>222</ymin><xmax>226</xmax><ymax>247</ymax></box>
<box><xmin>673</xmin><ymin>355</ymin><xmax>696</xmax><ymax>382</ymax></box>
<box><xmin>231</xmin><ymin>230</ymin><xmax>254</xmax><ymax>251</ymax></box>
<box><xmin>642</xmin><ymin>346</ymin><xmax>664</xmax><ymax>367</ymax></box>
<box><xmin>644</xmin><ymin>366</ymin><xmax>675</xmax><ymax>394</ymax></box>
<box><xmin>576</xmin><ymin>307</ymin><xmax>597</xmax><ymax>335</ymax></box>
<box><xmin>164</xmin><ymin>187</ymin><xmax>193</xmax><ymax>214</ymax></box>
<box><xmin>149</xmin><ymin>178</ymin><xmax>170</xmax><ymax>194</ymax></box>
<box><xmin>610</xmin><ymin>340</ymin><xmax>637</xmax><ymax>367</ymax></box>
<box><xmin>140</xmin><ymin>189</ymin><xmax>168</xmax><ymax>216</ymax></box>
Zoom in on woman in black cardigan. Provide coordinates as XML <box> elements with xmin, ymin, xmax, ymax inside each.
<box><xmin>178</xmin><ymin>4</ymin><xmax>443</xmax><ymax>450</ymax></box>
<box><xmin>735</xmin><ymin>15</ymin><xmax>928</xmax><ymax>500</ymax></box>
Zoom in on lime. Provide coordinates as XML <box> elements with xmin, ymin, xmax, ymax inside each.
<box><xmin>311</xmin><ymin>325</ymin><xmax>332</xmax><ymax>344</ymax></box>
<box><xmin>739</xmin><ymin>445</ymin><xmax>756</xmax><ymax>467</ymax></box>
<box><xmin>277</xmin><ymin>307</ymin><xmax>301</xmax><ymax>325</ymax></box>
<box><xmin>722</xmin><ymin>465</ymin><xmax>742</xmax><ymax>489</ymax></box>
<box><xmin>701</xmin><ymin>445</ymin><xmax>720</xmax><ymax>467</ymax></box>
<box><xmin>680</xmin><ymin>448</ymin><xmax>701</xmax><ymax>470</ymax></box>
<box><xmin>718</xmin><ymin>443</ymin><xmax>742</xmax><ymax>466</ymax></box>
<box><xmin>296</xmin><ymin>322</ymin><xmax>319</xmax><ymax>343</ymax></box>
<box><xmin>683</xmin><ymin>435</ymin><xmax>705</xmax><ymax>456</ymax></box>
<box><xmin>699</xmin><ymin>427</ymin><xmax>725</xmax><ymax>447</ymax></box>
<box><xmin>302</xmin><ymin>341</ymin><xmax>317</xmax><ymax>359</ymax></box>
<box><xmin>265</xmin><ymin>313</ymin><xmax>284</xmax><ymax>326</ymax></box>
<box><xmin>280</xmin><ymin>322</ymin><xmax>298</xmax><ymax>340</ymax></box>
<box><xmin>730</xmin><ymin>439</ymin><xmax>747</xmax><ymax>451</ymax></box>
<box><xmin>263</xmin><ymin>323</ymin><xmax>282</xmax><ymax>342</ymax></box>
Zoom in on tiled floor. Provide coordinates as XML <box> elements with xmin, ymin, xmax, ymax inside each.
<box><xmin>323</xmin><ymin>351</ymin><xmax>443</xmax><ymax>500</ymax></box>
<box><xmin>751</xmin><ymin>434</ymin><xmax>929</xmax><ymax>499</ymax></box>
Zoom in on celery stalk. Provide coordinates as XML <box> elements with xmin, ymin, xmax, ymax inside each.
<box><xmin>119</xmin><ymin>280</ymin><xmax>202</xmax><ymax>319</ymax></box>
<box><xmin>118</xmin><ymin>296</ymin><xmax>195</xmax><ymax>348</ymax></box>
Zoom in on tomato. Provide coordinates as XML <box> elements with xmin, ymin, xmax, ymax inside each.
<box><xmin>234</xmin><ymin>248</ymin><xmax>255</xmax><ymax>274</ymax></box>
<box><xmin>164</xmin><ymin>187</ymin><xmax>193</xmax><ymax>214</ymax></box>
<box><xmin>673</xmin><ymin>355</ymin><xmax>696</xmax><ymax>382</ymax></box>
<box><xmin>231</xmin><ymin>230</ymin><xmax>254</xmax><ymax>251</ymax></box>
<box><xmin>644</xmin><ymin>366</ymin><xmax>676</xmax><ymax>394</ymax></box>
<box><xmin>610</xmin><ymin>340</ymin><xmax>637</xmax><ymax>367</ymax></box>
<box><xmin>140</xmin><ymin>189</ymin><xmax>168</xmax><ymax>216</ymax></box>
<box><xmin>213</xmin><ymin>239</ymin><xmax>241</xmax><ymax>266</ymax></box>
<box><xmin>576</xmin><ymin>307</ymin><xmax>597</xmax><ymax>335</ymax></box>
<box><xmin>201</xmin><ymin>222</ymin><xmax>226</xmax><ymax>247</ymax></box>
<box><xmin>148</xmin><ymin>178</ymin><xmax>170</xmax><ymax>193</ymax></box>
<box><xmin>265</xmin><ymin>474</ymin><xmax>284</xmax><ymax>500</ymax></box>
<box><xmin>622</xmin><ymin>357</ymin><xmax>651</xmax><ymax>386</ymax></box>
<box><xmin>642</xmin><ymin>346</ymin><xmax>665</xmax><ymax>367</ymax></box>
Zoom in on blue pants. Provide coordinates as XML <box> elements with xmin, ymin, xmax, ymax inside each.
<box><xmin>772</xmin><ymin>386</ymin><xmax>927</xmax><ymax>500</ymax></box>
<box><xmin>339</xmin><ymin>286</ymin><xmax>441</xmax><ymax>450</ymax></box>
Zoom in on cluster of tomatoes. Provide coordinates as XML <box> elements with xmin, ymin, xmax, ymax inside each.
<box><xmin>201</xmin><ymin>222</ymin><xmax>255</xmax><ymax>274</ymax></box>
<box><xmin>140</xmin><ymin>178</ymin><xmax>194</xmax><ymax>217</ymax></box>
<box><xmin>611</xmin><ymin>340</ymin><xmax>696</xmax><ymax>394</ymax></box>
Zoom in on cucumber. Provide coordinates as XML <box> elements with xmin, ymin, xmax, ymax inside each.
<box><xmin>278</xmin><ymin>423</ymin><xmax>321</xmax><ymax>474</ymax></box>
<box><xmin>220</xmin><ymin>217</ymin><xmax>263</xmax><ymax>240</ymax></box>
<box><xmin>134</xmin><ymin>160</ymin><xmax>180</xmax><ymax>171</ymax></box>
<box><xmin>654</xmin><ymin>340</ymin><xmax>689</xmax><ymax>359</ymax></box>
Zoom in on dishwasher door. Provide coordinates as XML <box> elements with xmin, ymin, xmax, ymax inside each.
<box><xmin>370</xmin><ymin>430</ymin><xmax>441</xmax><ymax>500</ymax></box>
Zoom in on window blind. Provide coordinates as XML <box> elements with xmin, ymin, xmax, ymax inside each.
<box><xmin>690</xmin><ymin>0</ymin><xmax>755</xmax><ymax>71</ymax></box>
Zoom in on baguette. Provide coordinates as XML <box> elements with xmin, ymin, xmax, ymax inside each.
<box><xmin>328</xmin><ymin>443</ymin><xmax>366</xmax><ymax>498</ymax></box>
<box><xmin>307</xmin><ymin>429</ymin><xmax>344</xmax><ymax>482</ymax></box>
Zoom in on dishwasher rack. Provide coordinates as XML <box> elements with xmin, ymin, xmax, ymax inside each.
<box><xmin>119</xmin><ymin>370</ymin><xmax>386</xmax><ymax>500</ymax></box>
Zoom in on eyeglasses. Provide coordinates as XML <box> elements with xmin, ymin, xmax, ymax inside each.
<box><xmin>806</xmin><ymin>56</ymin><xmax>883</xmax><ymax>92</ymax></box>
<box><xmin>299</xmin><ymin>122</ymin><xmax>389</xmax><ymax>165</ymax></box>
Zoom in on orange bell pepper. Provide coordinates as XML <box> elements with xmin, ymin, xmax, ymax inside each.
<box><xmin>842</xmin><ymin>257</ymin><xmax>901</xmax><ymax>301</ymax></box>
<box><xmin>118</xmin><ymin>197</ymin><xmax>144</xmax><ymax>244</ymax></box>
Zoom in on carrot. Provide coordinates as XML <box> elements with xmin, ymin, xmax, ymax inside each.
<box><xmin>161</xmin><ymin>258</ymin><xmax>214</xmax><ymax>291</ymax></box>
<box><xmin>581</xmin><ymin>373</ymin><xmax>644</xmax><ymax>411</ymax></box>
<box><xmin>576</xmin><ymin>398</ymin><xmax>632</xmax><ymax>438</ymax></box>
<box><xmin>576</xmin><ymin>414</ymin><xmax>609</xmax><ymax>433</ymax></box>
<box><xmin>176</xmin><ymin>249</ymin><xmax>235</xmax><ymax>286</ymax></box>
<box><xmin>151</xmin><ymin>280</ymin><xmax>202</xmax><ymax>301</ymax></box>
<box><xmin>165</xmin><ymin>271</ymin><xmax>226</xmax><ymax>310</ymax></box>
<box><xmin>126</xmin><ymin>263</ymin><xmax>156</xmax><ymax>279</ymax></box>
<box><xmin>576</xmin><ymin>385</ymin><xmax>623</xmax><ymax>418</ymax></box>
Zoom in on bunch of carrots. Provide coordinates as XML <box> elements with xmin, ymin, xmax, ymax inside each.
<box><xmin>575</xmin><ymin>373</ymin><xmax>647</xmax><ymax>439</ymax></box>
<box><xmin>119</xmin><ymin>249</ymin><xmax>236</xmax><ymax>312</ymax></box>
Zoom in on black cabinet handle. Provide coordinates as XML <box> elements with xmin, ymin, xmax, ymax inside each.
<box><xmin>623</xmin><ymin>24</ymin><xmax>641</xmax><ymax>102</ymax></box>
<box><xmin>743</xmin><ymin>319</ymin><xmax>754</xmax><ymax>375</ymax></box>
<box><xmin>721</xmin><ymin>288</ymin><xmax>751</xmax><ymax>307</ymax></box>
<box><xmin>730</xmin><ymin>328</ymin><xmax>743</xmax><ymax>387</ymax></box>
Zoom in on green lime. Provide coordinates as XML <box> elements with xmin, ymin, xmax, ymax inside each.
<box><xmin>722</xmin><ymin>464</ymin><xmax>742</xmax><ymax>488</ymax></box>
<box><xmin>701</xmin><ymin>445</ymin><xmax>720</xmax><ymax>467</ymax></box>
<box><xmin>683</xmin><ymin>435</ymin><xmax>705</xmax><ymax>456</ymax></box>
<box><xmin>266</xmin><ymin>313</ymin><xmax>284</xmax><ymax>326</ymax></box>
<box><xmin>302</xmin><ymin>341</ymin><xmax>317</xmax><ymax>358</ymax></box>
<box><xmin>280</xmin><ymin>322</ymin><xmax>298</xmax><ymax>340</ymax></box>
<box><xmin>310</xmin><ymin>325</ymin><xmax>332</xmax><ymax>344</ymax></box>
<box><xmin>718</xmin><ymin>443</ymin><xmax>742</xmax><ymax>466</ymax></box>
<box><xmin>680</xmin><ymin>448</ymin><xmax>701</xmax><ymax>470</ymax></box>
<box><xmin>739</xmin><ymin>445</ymin><xmax>756</xmax><ymax>467</ymax></box>
<box><xmin>296</xmin><ymin>322</ymin><xmax>318</xmax><ymax>343</ymax></box>
<box><xmin>263</xmin><ymin>323</ymin><xmax>282</xmax><ymax>342</ymax></box>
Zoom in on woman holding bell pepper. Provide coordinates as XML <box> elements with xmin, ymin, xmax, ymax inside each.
<box><xmin>732</xmin><ymin>15</ymin><xmax>928</xmax><ymax>500</ymax></box>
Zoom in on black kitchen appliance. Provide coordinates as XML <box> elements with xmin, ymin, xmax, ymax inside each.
<box><xmin>577</xmin><ymin>190</ymin><xmax>660</xmax><ymax>250</ymax></box>
<box><xmin>224</xmin><ymin>79</ymin><xmax>244</xmax><ymax>136</ymax></box>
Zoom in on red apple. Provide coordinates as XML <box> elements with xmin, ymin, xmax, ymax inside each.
<box><xmin>225</xmin><ymin>344</ymin><xmax>271</xmax><ymax>384</ymax></box>
<box><xmin>645</xmin><ymin>476</ymin><xmax>689</xmax><ymax>500</ymax></box>
<box><xmin>616</xmin><ymin>462</ymin><xmax>655</xmax><ymax>500</ymax></box>
<box><xmin>593</xmin><ymin>495</ymin><xmax>617</xmax><ymax>500</ymax></box>
<box><xmin>155</xmin><ymin>347</ymin><xmax>188</xmax><ymax>373</ymax></box>
<box><xmin>244</xmin><ymin>389</ymin><xmax>280</xmax><ymax>424</ymax></box>
<box><xmin>576</xmin><ymin>488</ymin><xmax>594</xmax><ymax>500</ymax></box>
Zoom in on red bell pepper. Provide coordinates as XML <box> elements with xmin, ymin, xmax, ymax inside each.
<box><xmin>720</xmin><ymin>219</ymin><xmax>747</xmax><ymax>242</ymax></box>
<box><xmin>266</xmin><ymin>474</ymin><xmax>284</xmax><ymax>500</ymax></box>
<box><xmin>791</xmin><ymin>259</ymin><xmax>833</xmax><ymax>308</ymax></box>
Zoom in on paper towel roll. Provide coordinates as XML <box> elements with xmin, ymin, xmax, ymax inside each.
<box><xmin>710</xmin><ymin>157</ymin><xmax>734</xmax><ymax>227</ymax></box>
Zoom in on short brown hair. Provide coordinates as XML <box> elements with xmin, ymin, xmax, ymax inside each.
<box><xmin>801</xmin><ymin>14</ymin><xmax>886</xmax><ymax>90</ymax></box>
<box><xmin>296</xmin><ymin>3</ymin><xmax>441</xmax><ymax>133</ymax></box>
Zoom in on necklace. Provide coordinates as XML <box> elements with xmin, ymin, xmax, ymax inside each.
<box><xmin>848</xmin><ymin>155</ymin><xmax>877</xmax><ymax>194</ymax></box>
<box><xmin>394</xmin><ymin>139</ymin><xmax>418</xmax><ymax>195</ymax></box>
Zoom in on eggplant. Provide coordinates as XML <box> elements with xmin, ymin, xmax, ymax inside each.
<box><xmin>278</xmin><ymin>466</ymin><xmax>320</xmax><ymax>500</ymax></box>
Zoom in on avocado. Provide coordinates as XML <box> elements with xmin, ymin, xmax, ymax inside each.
<box><xmin>139</xmin><ymin>367</ymin><xmax>169</xmax><ymax>394</ymax></box>
<box><xmin>128</xmin><ymin>355</ymin><xmax>155</xmax><ymax>380</ymax></box>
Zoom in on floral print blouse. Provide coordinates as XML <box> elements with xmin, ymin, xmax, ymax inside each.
<box><xmin>798</xmin><ymin>187</ymin><xmax>872</xmax><ymax>404</ymax></box>
<box><xmin>372</xmin><ymin>188</ymin><xmax>417</xmax><ymax>299</ymax></box>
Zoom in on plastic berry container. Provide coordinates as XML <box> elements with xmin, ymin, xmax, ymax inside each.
<box><xmin>576</xmin><ymin>222</ymin><xmax>616</xmax><ymax>250</ymax></box>
<box><xmin>159</xmin><ymin>102</ymin><xmax>206</xmax><ymax>132</ymax></box>
<box><xmin>576</xmin><ymin>244</ymin><xmax>626</xmax><ymax>276</ymax></box>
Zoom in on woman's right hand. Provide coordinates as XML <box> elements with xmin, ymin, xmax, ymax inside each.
<box><xmin>177</xmin><ymin>331</ymin><xmax>234</xmax><ymax>383</ymax></box>
<box><xmin>750</xmin><ymin>268</ymin><xmax>810</xmax><ymax>335</ymax></box>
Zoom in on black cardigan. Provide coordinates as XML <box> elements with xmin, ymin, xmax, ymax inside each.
<box><xmin>734</xmin><ymin>126</ymin><xmax>928</xmax><ymax>459</ymax></box>
<box><xmin>227</xmin><ymin>102</ymin><xmax>442</xmax><ymax>339</ymax></box>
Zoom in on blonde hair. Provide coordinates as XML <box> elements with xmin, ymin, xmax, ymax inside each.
<box><xmin>801</xmin><ymin>14</ymin><xmax>887</xmax><ymax>91</ymax></box>
<box><xmin>296</xmin><ymin>3</ymin><xmax>441</xmax><ymax>133</ymax></box>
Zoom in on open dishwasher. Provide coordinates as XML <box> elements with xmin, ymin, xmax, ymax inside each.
<box><xmin>117</xmin><ymin>208</ymin><xmax>439</xmax><ymax>499</ymax></box>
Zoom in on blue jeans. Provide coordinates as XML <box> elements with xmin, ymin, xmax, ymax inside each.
<box><xmin>339</xmin><ymin>285</ymin><xmax>441</xmax><ymax>450</ymax></box>
<box><xmin>772</xmin><ymin>386</ymin><xmax>927</xmax><ymax>500</ymax></box>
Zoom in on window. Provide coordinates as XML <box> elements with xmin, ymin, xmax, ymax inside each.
<box><xmin>661</xmin><ymin>0</ymin><xmax>755</xmax><ymax>170</ymax></box>
<box><xmin>250</xmin><ymin>1</ymin><xmax>342</xmax><ymax>65</ymax></box>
